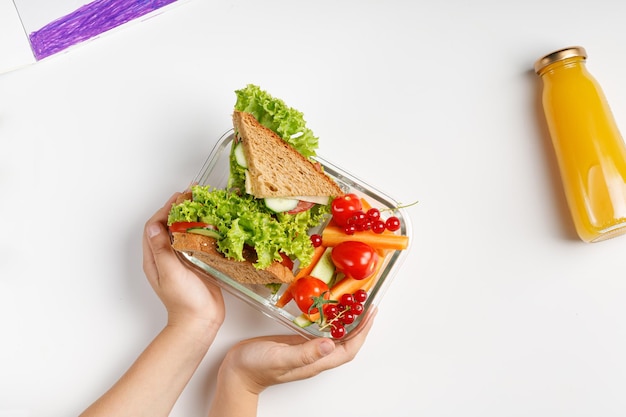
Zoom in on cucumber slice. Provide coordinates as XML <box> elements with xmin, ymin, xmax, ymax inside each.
<box><xmin>309</xmin><ymin>247</ymin><xmax>335</xmax><ymax>285</ymax></box>
<box><xmin>187</xmin><ymin>228</ymin><xmax>221</xmax><ymax>239</ymax></box>
<box><xmin>264</xmin><ymin>197</ymin><xmax>299</xmax><ymax>213</ymax></box>
<box><xmin>234</xmin><ymin>142</ymin><xmax>247</xmax><ymax>168</ymax></box>
<box><xmin>293</xmin><ymin>314</ymin><xmax>313</xmax><ymax>328</ymax></box>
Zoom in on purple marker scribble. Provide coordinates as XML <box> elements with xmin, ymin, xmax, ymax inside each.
<box><xmin>29</xmin><ymin>0</ymin><xmax>178</xmax><ymax>60</ymax></box>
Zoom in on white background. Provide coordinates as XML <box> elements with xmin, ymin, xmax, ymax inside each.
<box><xmin>2</xmin><ymin>1</ymin><xmax>626</xmax><ymax>416</ymax></box>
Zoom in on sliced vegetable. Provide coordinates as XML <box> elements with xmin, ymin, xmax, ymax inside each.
<box><xmin>187</xmin><ymin>228</ymin><xmax>221</xmax><ymax>239</ymax></box>
<box><xmin>169</xmin><ymin>222</ymin><xmax>221</xmax><ymax>239</ymax></box>
<box><xmin>322</xmin><ymin>225</ymin><xmax>409</xmax><ymax>250</ymax></box>
<box><xmin>287</xmin><ymin>200</ymin><xmax>315</xmax><ymax>214</ymax></box>
<box><xmin>293</xmin><ymin>314</ymin><xmax>313</xmax><ymax>328</ymax></box>
<box><xmin>279</xmin><ymin>252</ymin><xmax>294</xmax><ymax>270</ymax></box>
<box><xmin>309</xmin><ymin>246</ymin><xmax>335</xmax><ymax>284</ymax></box>
<box><xmin>169</xmin><ymin>221</ymin><xmax>212</xmax><ymax>233</ymax></box>
<box><xmin>295</xmin><ymin>245</ymin><xmax>327</xmax><ymax>279</ymax></box>
<box><xmin>234</xmin><ymin>142</ymin><xmax>247</xmax><ymax>168</ymax></box>
<box><xmin>264</xmin><ymin>197</ymin><xmax>300</xmax><ymax>213</ymax></box>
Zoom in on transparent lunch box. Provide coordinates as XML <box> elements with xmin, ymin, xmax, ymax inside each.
<box><xmin>175</xmin><ymin>129</ymin><xmax>412</xmax><ymax>342</ymax></box>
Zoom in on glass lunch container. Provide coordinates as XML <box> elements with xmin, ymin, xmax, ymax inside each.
<box><xmin>174</xmin><ymin>129</ymin><xmax>413</xmax><ymax>342</ymax></box>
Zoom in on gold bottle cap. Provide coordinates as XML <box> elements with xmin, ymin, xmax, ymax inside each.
<box><xmin>534</xmin><ymin>46</ymin><xmax>587</xmax><ymax>74</ymax></box>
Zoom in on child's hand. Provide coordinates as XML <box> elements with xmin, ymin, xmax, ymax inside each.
<box><xmin>81</xmin><ymin>194</ymin><xmax>227</xmax><ymax>416</ymax></box>
<box><xmin>226</xmin><ymin>309</ymin><xmax>376</xmax><ymax>393</ymax></box>
<box><xmin>143</xmin><ymin>193</ymin><xmax>225</xmax><ymax>338</ymax></box>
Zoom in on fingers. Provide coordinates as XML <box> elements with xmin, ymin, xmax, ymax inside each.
<box><xmin>291</xmin><ymin>308</ymin><xmax>378</xmax><ymax>373</ymax></box>
<box><xmin>277</xmin><ymin>337</ymin><xmax>337</xmax><ymax>370</ymax></box>
<box><xmin>142</xmin><ymin>193</ymin><xmax>182</xmax><ymax>287</ymax></box>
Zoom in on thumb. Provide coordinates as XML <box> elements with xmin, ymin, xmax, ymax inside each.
<box><xmin>146</xmin><ymin>221</ymin><xmax>179</xmax><ymax>270</ymax></box>
<box><xmin>143</xmin><ymin>220</ymin><xmax>178</xmax><ymax>287</ymax></box>
<box><xmin>284</xmin><ymin>338</ymin><xmax>336</xmax><ymax>368</ymax></box>
<box><xmin>146</xmin><ymin>221</ymin><xmax>170</xmax><ymax>253</ymax></box>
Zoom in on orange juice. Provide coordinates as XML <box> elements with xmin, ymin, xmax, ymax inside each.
<box><xmin>535</xmin><ymin>46</ymin><xmax>626</xmax><ymax>242</ymax></box>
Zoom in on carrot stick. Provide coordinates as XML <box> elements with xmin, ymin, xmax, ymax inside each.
<box><xmin>322</xmin><ymin>225</ymin><xmax>409</xmax><ymax>250</ymax></box>
<box><xmin>295</xmin><ymin>245</ymin><xmax>327</xmax><ymax>279</ymax></box>
<box><xmin>275</xmin><ymin>245</ymin><xmax>327</xmax><ymax>308</ymax></box>
<box><xmin>275</xmin><ymin>287</ymin><xmax>294</xmax><ymax>309</ymax></box>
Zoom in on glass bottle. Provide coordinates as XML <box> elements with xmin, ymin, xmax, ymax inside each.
<box><xmin>535</xmin><ymin>46</ymin><xmax>626</xmax><ymax>242</ymax></box>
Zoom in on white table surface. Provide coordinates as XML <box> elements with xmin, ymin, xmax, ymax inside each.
<box><xmin>3</xmin><ymin>1</ymin><xmax>626</xmax><ymax>416</ymax></box>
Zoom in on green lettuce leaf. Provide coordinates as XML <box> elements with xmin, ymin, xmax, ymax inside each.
<box><xmin>167</xmin><ymin>185</ymin><xmax>330</xmax><ymax>269</ymax></box>
<box><xmin>234</xmin><ymin>84</ymin><xmax>319</xmax><ymax>158</ymax></box>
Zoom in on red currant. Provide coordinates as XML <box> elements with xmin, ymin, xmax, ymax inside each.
<box><xmin>310</xmin><ymin>234</ymin><xmax>322</xmax><ymax>247</ymax></box>
<box><xmin>351</xmin><ymin>303</ymin><xmax>364</xmax><ymax>315</ymax></box>
<box><xmin>343</xmin><ymin>224</ymin><xmax>357</xmax><ymax>235</ymax></box>
<box><xmin>366</xmin><ymin>208</ymin><xmax>381</xmax><ymax>221</ymax></box>
<box><xmin>385</xmin><ymin>216</ymin><xmax>401</xmax><ymax>232</ymax></box>
<box><xmin>360</xmin><ymin>219</ymin><xmax>372</xmax><ymax>231</ymax></box>
<box><xmin>372</xmin><ymin>220</ymin><xmax>386</xmax><ymax>234</ymax></box>
<box><xmin>347</xmin><ymin>211</ymin><xmax>365</xmax><ymax>225</ymax></box>
<box><xmin>340</xmin><ymin>293</ymin><xmax>355</xmax><ymax>307</ymax></box>
<box><xmin>353</xmin><ymin>289</ymin><xmax>368</xmax><ymax>303</ymax></box>
<box><xmin>330</xmin><ymin>323</ymin><xmax>346</xmax><ymax>339</ymax></box>
<box><xmin>341</xmin><ymin>311</ymin><xmax>356</xmax><ymax>325</ymax></box>
<box><xmin>323</xmin><ymin>304</ymin><xmax>339</xmax><ymax>320</ymax></box>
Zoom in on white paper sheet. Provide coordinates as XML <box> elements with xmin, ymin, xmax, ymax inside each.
<box><xmin>0</xmin><ymin>0</ymin><xmax>187</xmax><ymax>75</ymax></box>
<box><xmin>0</xmin><ymin>0</ymin><xmax>36</xmax><ymax>74</ymax></box>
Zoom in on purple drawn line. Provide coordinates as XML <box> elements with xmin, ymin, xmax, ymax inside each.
<box><xmin>29</xmin><ymin>0</ymin><xmax>178</xmax><ymax>60</ymax></box>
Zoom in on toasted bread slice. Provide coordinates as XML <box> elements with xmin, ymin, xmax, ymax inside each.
<box><xmin>232</xmin><ymin>110</ymin><xmax>344</xmax><ymax>199</ymax></box>
<box><xmin>171</xmin><ymin>232</ymin><xmax>295</xmax><ymax>285</ymax></box>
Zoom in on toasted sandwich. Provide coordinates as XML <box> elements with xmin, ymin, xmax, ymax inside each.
<box><xmin>168</xmin><ymin>88</ymin><xmax>343</xmax><ymax>285</ymax></box>
<box><xmin>232</xmin><ymin>110</ymin><xmax>344</xmax><ymax>210</ymax></box>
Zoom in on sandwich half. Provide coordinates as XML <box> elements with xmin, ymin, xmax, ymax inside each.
<box><xmin>232</xmin><ymin>110</ymin><xmax>343</xmax><ymax>202</ymax></box>
<box><xmin>169</xmin><ymin>106</ymin><xmax>343</xmax><ymax>286</ymax></box>
<box><xmin>170</xmin><ymin>192</ymin><xmax>296</xmax><ymax>285</ymax></box>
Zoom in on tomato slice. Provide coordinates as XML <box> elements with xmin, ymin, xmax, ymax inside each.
<box><xmin>169</xmin><ymin>221</ymin><xmax>213</xmax><ymax>233</ymax></box>
<box><xmin>279</xmin><ymin>252</ymin><xmax>294</xmax><ymax>270</ymax></box>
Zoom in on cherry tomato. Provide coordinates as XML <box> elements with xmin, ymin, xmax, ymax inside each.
<box><xmin>331</xmin><ymin>194</ymin><xmax>363</xmax><ymax>227</ymax></box>
<box><xmin>331</xmin><ymin>241</ymin><xmax>378</xmax><ymax>280</ymax></box>
<box><xmin>290</xmin><ymin>277</ymin><xmax>330</xmax><ymax>314</ymax></box>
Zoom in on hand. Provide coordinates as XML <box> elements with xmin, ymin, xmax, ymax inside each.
<box><xmin>143</xmin><ymin>192</ymin><xmax>225</xmax><ymax>338</ymax></box>
<box><xmin>81</xmin><ymin>193</ymin><xmax>227</xmax><ymax>417</ymax></box>
<box><xmin>207</xmin><ymin>310</ymin><xmax>376</xmax><ymax>417</ymax></box>
<box><xmin>227</xmin><ymin>309</ymin><xmax>376</xmax><ymax>393</ymax></box>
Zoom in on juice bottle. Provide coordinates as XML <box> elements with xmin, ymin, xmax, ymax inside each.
<box><xmin>535</xmin><ymin>46</ymin><xmax>626</xmax><ymax>242</ymax></box>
